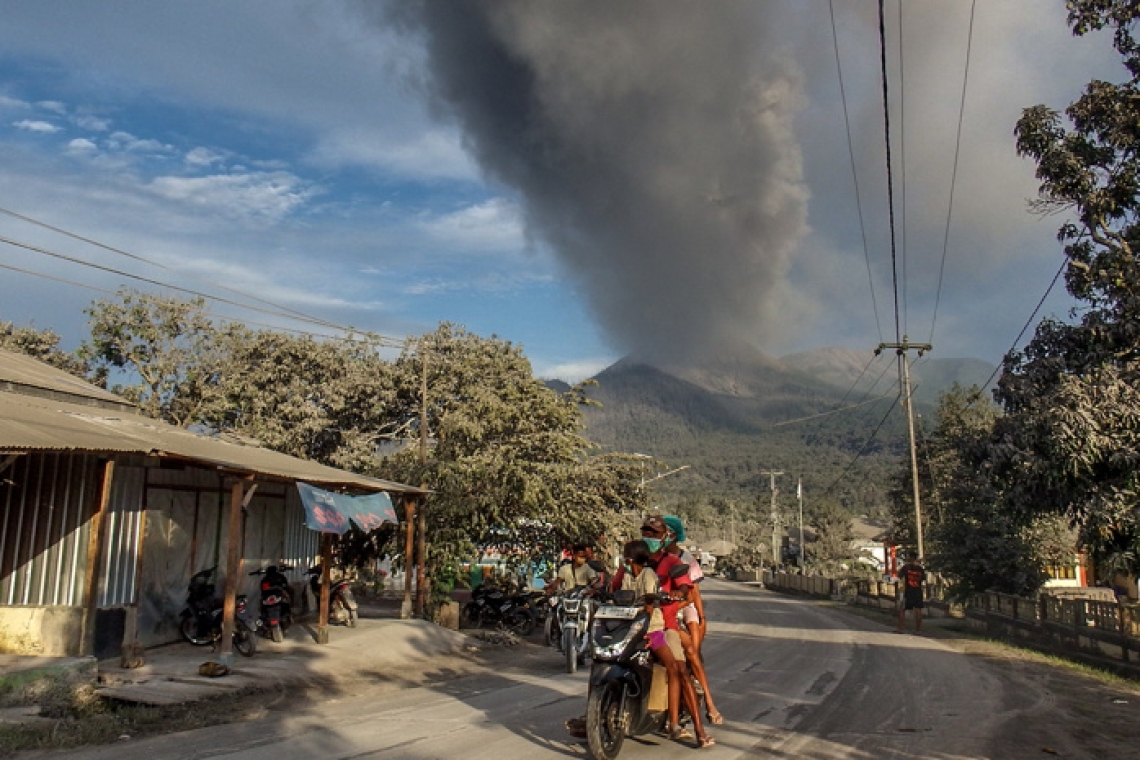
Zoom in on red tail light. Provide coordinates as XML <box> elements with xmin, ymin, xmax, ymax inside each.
<box><xmin>261</xmin><ymin>581</ymin><xmax>271</xmax><ymax>591</ymax></box>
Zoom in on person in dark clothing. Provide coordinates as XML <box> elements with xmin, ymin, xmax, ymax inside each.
<box><xmin>896</xmin><ymin>551</ymin><xmax>925</xmax><ymax>633</ymax></box>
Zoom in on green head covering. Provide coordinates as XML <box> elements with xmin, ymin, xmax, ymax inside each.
<box><xmin>663</xmin><ymin>515</ymin><xmax>686</xmax><ymax>543</ymax></box>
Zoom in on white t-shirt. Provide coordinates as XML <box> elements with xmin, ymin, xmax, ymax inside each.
<box><xmin>557</xmin><ymin>561</ymin><xmax>598</xmax><ymax>589</ymax></box>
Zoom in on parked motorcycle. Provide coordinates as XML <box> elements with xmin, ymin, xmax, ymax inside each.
<box><xmin>178</xmin><ymin>566</ymin><xmax>258</xmax><ymax>657</ymax></box>
<box><xmin>304</xmin><ymin>565</ymin><xmax>358</xmax><ymax>627</ymax></box>
<box><xmin>463</xmin><ymin>581</ymin><xmax>535</xmax><ymax>635</ymax></box>
<box><xmin>585</xmin><ymin>563</ymin><xmax>691</xmax><ymax>760</ymax></box>
<box><xmin>250</xmin><ymin>564</ymin><xmax>294</xmax><ymax>642</ymax></box>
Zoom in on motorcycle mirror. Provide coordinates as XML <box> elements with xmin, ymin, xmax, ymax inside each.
<box><xmin>668</xmin><ymin>563</ymin><xmax>689</xmax><ymax>579</ymax></box>
<box><xmin>587</xmin><ymin>560</ymin><xmax>606</xmax><ymax>573</ymax></box>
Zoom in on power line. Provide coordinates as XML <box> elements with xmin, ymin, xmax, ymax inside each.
<box><xmin>977</xmin><ymin>254</ymin><xmax>1067</xmax><ymax>394</ymax></box>
<box><xmin>773</xmin><ymin>388</ymin><xmax>899</xmax><ymax>428</ymax></box>
<box><xmin>829</xmin><ymin>0</ymin><xmax>883</xmax><ymax>343</ymax></box>
<box><xmin>0</xmin><ymin>204</ymin><xmax>337</xmax><ymax>331</ymax></box>
<box><xmin>878</xmin><ymin>0</ymin><xmax>902</xmax><ymax>343</ymax></box>
<box><xmin>929</xmin><ymin>0</ymin><xmax>977</xmax><ymax>346</ymax></box>
<box><xmin>897</xmin><ymin>0</ymin><xmax>908</xmax><ymax>338</ymax></box>
<box><xmin>0</xmin><ymin>259</ymin><xmax>389</xmax><ymax>346</ymax></box>
<box><xmin>0</xmin><ymin>234</ymin><xmax>407</xmax><ymax>348</ymax></box>
<box><xmin>822</xmin><ymin>391</ymin><xmax>902</xmax><ymax>495</ymax></box>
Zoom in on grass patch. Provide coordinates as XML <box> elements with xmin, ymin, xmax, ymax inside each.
<box><xmin>0</xmin><ymin>680</ymin><xmax>267</xmax><ymax>755</ymax></box>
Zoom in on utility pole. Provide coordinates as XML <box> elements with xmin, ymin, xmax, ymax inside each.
<box><xmin>760</xmin><ymin>470</ymin><xmax>783</xmax><ymax>566</ymax></box>
<box><xmin>876</xmin><ymin>336</ymin><xmax>931</xmax><ymax>560</ymax></box>
<box><xmin>797</xmin><ymin>478</ymin><xmax>805</xmax><ymax>569</ymax></box>
<box><xmin>415</xmin><ymin>343</ymin><xmax>429</xmax><ymax>618</ymax></box>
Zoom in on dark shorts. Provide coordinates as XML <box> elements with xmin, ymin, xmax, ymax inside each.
<box><xmin>903</xmin><ymin>593</ymin><xmax>924</xmax><ymax>610</ymax></box>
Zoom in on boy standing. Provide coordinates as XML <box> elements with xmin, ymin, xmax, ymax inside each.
<box><xmin>896</xmin><ymin>551</ymin><xmax>925</xmax><ymax>633</ymax></box>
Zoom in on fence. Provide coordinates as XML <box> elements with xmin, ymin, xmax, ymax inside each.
<box><xmin>758</xmin><ymin>570</ymin><xmax>1140</xmax><ymax>668</ymax></box>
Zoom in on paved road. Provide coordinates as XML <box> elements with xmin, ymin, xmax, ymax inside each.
<box><xmin>37</xmin><ymin>580</ymin><xmax>1129</xmax><ymax>759</ymax></box>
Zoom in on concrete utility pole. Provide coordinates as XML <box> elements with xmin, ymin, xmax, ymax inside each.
<box><xmin>876</xmin><ymin>336</ymin><xmax>931</xmax><ymax>560</ymax></box>
<box><xmin>797</xmin><ymin>478</ymin><xmax>805</xmax><ymax>569</ymax></box>
<box><xmin>761</xmin><ymin>471</ymin><xmax>783</xmax><ymax>566</ymax></box>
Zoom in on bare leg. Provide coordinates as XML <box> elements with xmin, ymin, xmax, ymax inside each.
<box><xmin>678</xmin><ymin>663</ymin><xmax>711</xmax><ymax>746</ymax></box>
<box><xmin>897</xmin><ymin>605</ymin><xmax>906</xmax><ymax>632</ymax></box>
<box><xmin>679</xmin><ymin>626</ymin><xmax>720</xmax><ymax>721</ymax></box>
<box><xmin>651</xmin><ymin>643</ymin><xmax>684</xmax><ymax>732</ymax></box>
<box><xmin>914</xmin><ymin>607</ymin><xmax>923</xmax><ymax>632</ymax></box>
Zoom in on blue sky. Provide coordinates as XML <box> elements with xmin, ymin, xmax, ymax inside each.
<box><xmin>0</xmin><ymin>1</ymin><xmax>1122</xmax><ymax>380</ymax></box>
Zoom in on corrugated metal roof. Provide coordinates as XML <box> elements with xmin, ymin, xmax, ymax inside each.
<box><xmin>0</xmin><ymin>347</ymin><xmax>132</xmax><ymax>409</ymax></box>
<box><xmin>0</xmin><ymin>386</ymin><xmax>425</xmax><ymax>495</ymax></box>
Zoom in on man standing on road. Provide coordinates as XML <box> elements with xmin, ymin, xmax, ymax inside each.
<box><xmin>896</xmin><ymin>551</ymin><xmax>925</xmax><ymax>633</ymax></box>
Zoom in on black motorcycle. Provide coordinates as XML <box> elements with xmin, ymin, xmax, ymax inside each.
<box><xmin>178</xmin><ymin>566</ymin><xmax>258</xmax><ymax>657</ymax></box>
<box><xmin>462</xmin><ymin>581</ymin><xmax>535</xmax><ymax>635</ymax></box>
<box><xmin>585</xmin><ymin>564</ymin><xmax>689</xmax><ymax>760</ymax></box>
<box><xmin>250</xmin><ymin>564</ymin><xmax>295</xmax><ymax>642</ymax></box>
<box><xmin>304</xmin><ymin>565</ymin><xmax>358</xmax><ymax>627</ymax></box>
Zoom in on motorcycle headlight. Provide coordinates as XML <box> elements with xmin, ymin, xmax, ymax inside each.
<box><xmin>593</xmin><ymin>618</ymin><xmax>646</xmax><ymax>660</ymax></box>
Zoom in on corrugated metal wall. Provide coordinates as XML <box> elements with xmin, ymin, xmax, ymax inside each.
<box><xmin>0</xmin><ymin>453</ymin><xmax>98</xmax><ymax>607</ymax></box>
<box><xmin>97</xmin><ymin>465</ymin><xmax>145</xmax><ymax>607</ymax></box>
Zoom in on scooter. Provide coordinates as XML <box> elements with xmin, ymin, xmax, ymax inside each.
<box><xmin>585</xmin><ymin>563</ymin><xmax>690</xmax><ymax>760</ymax></box>
<box><xmin>304</xmin><ymin>565</ymin><xmax>358</xmax><ymax>627</ymax></box>
<box><xmin>250</xmin><ymin>564</ymin><xmax>294</xmax><ymax>642</ymax></box>
<box><xmin>178</xmin><ymin>566</ymin><xmax>258</xmax><ymax>657</ymax></box>
<box><xmin>463</xmin><ymin>581</ymin><xmax>536</xmax><ymax>635</ymax></box>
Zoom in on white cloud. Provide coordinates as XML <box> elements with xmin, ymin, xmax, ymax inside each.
<box><xmin>65</xmin><ymin>138</ymin><xmax>97</xmax><ymax>155</ymax></box>
<box><xmin>418</xmin><ymin>198</ymin><xmax>525</xmax><ymax>252</ymax></box>
<box><xmin>532</xmin><ymin>358</ymin><xmax>612</xmax><ymax>383</ymax></box>
<box><xmin>311</xmin><ymin>128</ymin><xmax>479</xmax><ymax>181</ymax></box>
<box><xmin>106</xmin><ymin>131</ymin><xmax>173</xmax><ymax>153</ymax></box>
<box><xmin>147</xmin><ymin>171</ymin><xmax>314</xmax><ymax>222</ymax></box>
<box><xmin>37</xmin><ymin>100</ymin><xmax>66</xmax><ymax>115</ymax></box>
<box><xmin>13</xmin><ymin>119</ymin><xmax>61</xmax><ymax>133</ymax></box>
<box><xmin>185</xmin><ymin>147</ymin><xmax>225</xmax><ymax>167</ymax></box>
<box><xmin>75</xmin><ymin>114</ymin><xmax>110</xmax><ymax>131</ymax></box>
<box><xmin>0</xmin><ymin>95</ymin><xmax>30</xmax><ymax>110</ymax></box>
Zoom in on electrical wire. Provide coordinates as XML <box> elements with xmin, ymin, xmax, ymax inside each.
<box><xmin>897</xmin><ymin>0</ymin><xmax>908</xmax><ymax>338</ymax></box>
<box><xmin>0</xmin><ymin>259</ymin><xmax>391</xmax><ymax>344</ymax></box>
<box><xmin>0</xmin><ymin>235</ymin><xmax>408</xmax><ymax>348</ymax></box>
<box><xmin>822</xmin><ymin>391</ymin><xmax>902</xmax><ymax>495</ymax></box>
<box><xmin>878</xmin><ymin>0</ymin><xmax>902</xmax><ymax>344</ymax></box>
<box><xmin>929</xmin><ymin>0</ymin><xmax>977</xmax><ymax>346</ymax></box>
<box><xmin>0</xmin><ymin>204</ymin><xmax>336</xmax><ymax>331</ymax></box>
<box><xmin>977</xmin><ymin>254</ymin><xmax>1068</xmax><ymax>395</ymax></box>
<box><xmin>829</xmin><ymin>0</ymin><xmax>883</xmax><ymax>343</ymax></box>
<box><xmin>773</xmin><ymin>387</ymin><xmax>900</xmax><ymax>428</ymax></box>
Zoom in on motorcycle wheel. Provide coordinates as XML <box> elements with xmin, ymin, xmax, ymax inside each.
<box><xmin>233</xmin><ymin>626</ymin><xmax>257</xmax><ymax>657</ymax></box>
<box><xmin>586</xmin><ymin>681</ymin><xmax>626</xmax><ymax>760</ymax></box>
<box><xmin>180</xmin><ymin>615</ymin><xmax>213</xmax><ymax>646</ymax></box>
<box><xmin>463</xmin><ymin>602</ymin><xmax>483</xmax><ymax>629</ymax></box>
<box><xmin>270</xmin><ymin>623</ymin><xmax>284</xmax><ymax>643</ymax></box>
<box><xmin>563</xmin><ymin>628</ymin><xmax>577</xmax><ymax>674</ymax></box>
<box><xmin>504</xmin><ymin>608</ymin><xmax>534</xmax><ymax>637</ymax></box>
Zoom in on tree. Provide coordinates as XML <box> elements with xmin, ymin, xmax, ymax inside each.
<box><xmin>377</xmin><ymin>324</ymin><xmax>646</xmax><ymax>595</ymax></box>
<box><xmin>0</xmin><ymin>319</ymin><xmax>91</xmax><ymax>379</ymax></box>
<box><xmin>1003</xmin><ymin>1</ymin><xmax>1140</xmax><ymax>576</ymax></box>
<box><xmin>81</xmin><ymin>290</ymin><xmax>226</xmax><ymax>426</ymax></box>
<box><xmin>806</xmin><ymin>496</ymin><xmax>853</xmax><ymax>569</ymax></box>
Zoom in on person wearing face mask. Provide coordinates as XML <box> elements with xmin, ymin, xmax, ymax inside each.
<box><xmin>663</xmin><ymin>515</ymin><xmax>722</xmax><ymax>726</ymax></box>
<box><xmin>546</xmin><ymin>543</ymin><xmax>598</xmax><ymax>595</ymax></box>
<box><xmin>641</xmin><ymin>516</ymin><xmax>714</xmax><ymax>748</ymax></box>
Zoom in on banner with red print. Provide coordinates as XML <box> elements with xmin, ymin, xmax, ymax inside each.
<box><xmin>296</xmin><ymin>482</ymin><xmax>398</xmax><ymax>534</ymax></box>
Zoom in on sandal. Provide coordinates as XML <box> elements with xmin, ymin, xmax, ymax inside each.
<box><xmin>565</xmin><ymin>717</ymin><xmax>587</xmax><ymax>738</ymax></box>
<box><xmin>669</xmin><ymin>725</ymin><xmax>694</xmax><ymax>742</ymax></box>
<box><xmin>697</xmin><ymin>734</ymin><xmax>716</xmax><ymax>749</ymax></box>
<box><xmin>706</xmin><ymin>710</ymin><xmax>724</xmax><ymax>725</ymax></box>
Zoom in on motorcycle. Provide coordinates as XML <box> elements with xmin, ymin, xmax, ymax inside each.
<box><xmin>558</xmin><ymin>585</ymin><xmax>596</xmax><ymax>673</ymax></box>
<box><xmin>304</xmin><ymin>565</ymin><xmax>358</xmax><ymax>627</ymax></box>
<box><xmin>552</xmin><ymin>560</ymin><xmax>608</xmax><ymax>673</ymax></box>
<box><xmin>585</xmin><ymin>563</ymin><xmax>691</xmax><ymax>760</ymax></box>
<box><xmin>462</xmin><ymin>581</ymin><xmax>535</xmax><ymax>635</ymax></box>
<box><xmin>178</xmin><ymin>566</ymin><xmax>258</xmax><ymax>657</ymax></box>
<box><xmin>250</xmin><ymin>564</ymin><xmax>295</xmax><ymax>643</ymax></box>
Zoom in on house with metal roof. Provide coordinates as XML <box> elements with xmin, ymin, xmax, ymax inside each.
<box><xmin>0</xmin><ymin>347</ymin><xmax>424</xmax><ymax>658</ymax></box>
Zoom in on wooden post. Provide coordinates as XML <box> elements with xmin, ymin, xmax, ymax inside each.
<box><xmin>400</xmin><ymin>497</ymin><xmax>415</xmax><ymax>619</ymax></box>
<box><xmin>415</xmin><ymin>498</ymin><xmax>426</xmax><ymax>618</ymax></box>
<box><xmin>217</xmin><ymin>478</ymin><xmax>247</xmax><ymax>665</ymax></box>
<box><xmin>81</xmin><ymin>459</ymin><xmax>114</xmax><ymax>656</ymax></box>
<box><xmin>317</xmin><ymin>533</ymin><xmax>332</xmax><ymax>644</ymax></box>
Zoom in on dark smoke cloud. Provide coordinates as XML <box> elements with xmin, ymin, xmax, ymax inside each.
<box><xmin>384</xmin><ymin>1</ymin><xmax>808</xmax><ymax>364</ymax></box>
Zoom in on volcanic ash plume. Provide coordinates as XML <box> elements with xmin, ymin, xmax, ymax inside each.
<box><xmin>385</xmin><ymin>1</ymin><xmax>809</xmax><ymax>364</ymax></box>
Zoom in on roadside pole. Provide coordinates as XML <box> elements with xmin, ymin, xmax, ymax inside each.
<box><xmin>761</xmin><ymin>470</ymin><xmax>783</xmax><ymax>566</ymax></box>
